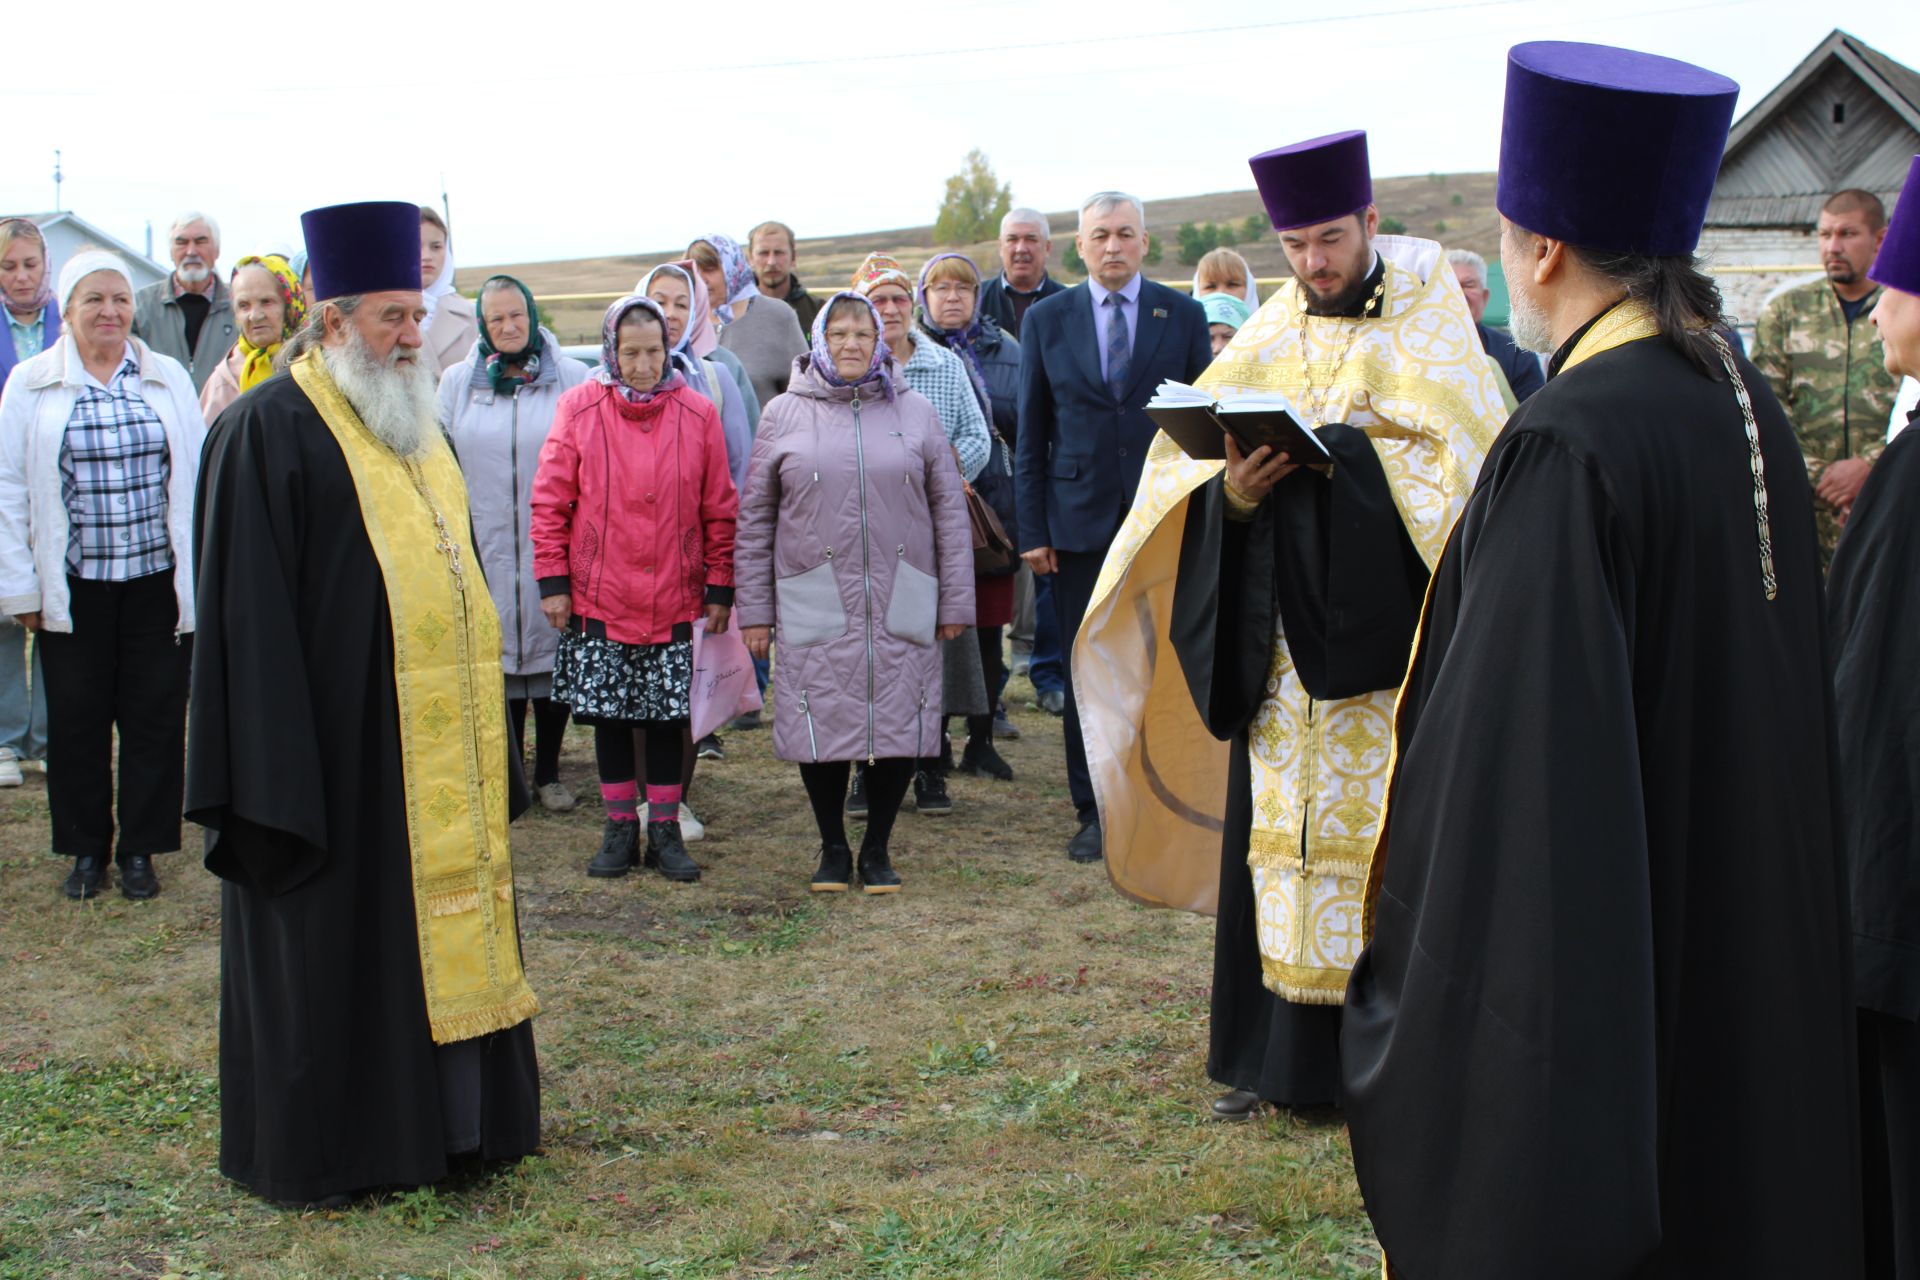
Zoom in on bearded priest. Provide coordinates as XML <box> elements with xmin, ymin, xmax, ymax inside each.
<box><xmin>1072</xmin><ymin>131</ymin><xmax>1507</xmax><ymax>1117</ymax></box>
<box><xmin>1341</xmin><ymin>44</ymin><xmax>1860</xmax><ymax>1277</ymax></box>
<box><xmin>187</xmin><ymin>201</ymin><xmax>541</xmax><ymax>1206</ymax></box>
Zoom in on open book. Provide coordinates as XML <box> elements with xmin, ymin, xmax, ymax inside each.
<box><xmin>1143</xmin><ymin>381</ymin><xmax>1330</xmax><ymax>464</ymax></box>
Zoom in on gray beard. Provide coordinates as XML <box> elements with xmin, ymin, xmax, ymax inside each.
<box><xmin>322</xmin><ymin>331</ymin><xmax>437</xmax><ymax>457</ymax></box>
<box><xmin>1508</xmin><ymin>284</ymin><xmax>1557</xmax><ymax>355</ymax></box>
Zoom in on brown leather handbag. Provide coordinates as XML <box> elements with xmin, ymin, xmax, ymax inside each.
<box><xmin>965</xmin><ymin>480</ymin><xmax>1016</xmax><ymax>574</ymax></box>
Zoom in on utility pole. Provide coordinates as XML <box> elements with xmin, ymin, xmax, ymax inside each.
<box><xmin>440</xmin><ymin>173</ymin><xmax>451</xmax><ymax>230</ymax></box>
<box><xmin>52</xmin><ymin>150</ymin><xmax>62</xmax><ymax>212</ymax></box>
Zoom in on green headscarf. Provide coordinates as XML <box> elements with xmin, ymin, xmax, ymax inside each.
<box><xmin>476</xmin><ymin>274</ymin><xmax>546</xmax><ymax>394</ymax></box>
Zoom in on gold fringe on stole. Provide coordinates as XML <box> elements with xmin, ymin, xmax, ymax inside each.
<box><xmin>1078</xmin><ymin>239</ymin><xmax>1508</xmax><ymax>1004</ymax></box>
<box><xmin>291</xmin><ymin>353</ymin><xmax>540</xmax><ymax>1044</ymax></box>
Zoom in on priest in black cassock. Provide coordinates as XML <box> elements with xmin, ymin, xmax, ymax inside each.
<box><xmin>187</xmin><ymin>201</ymin><xmax>541</xmax><ymax>1207</ymax></box>
<box><xmin>1069</xmin><ymin>134</ymin><xmax>1505</xmax><ymax>1117</ymax></box>
<box><xmin>1341</xmin><ymin>43</ymin><xmax>1862</xmax><ymax>1278</ymax></box>
<box><xmin>1831</xmin><ymin>152</ymin><xmax>1920</xmax><ymax>1280</ymax></box>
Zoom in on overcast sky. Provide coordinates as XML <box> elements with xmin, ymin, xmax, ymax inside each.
<box><xmin>4</xmin><ymin>0</ymin><xmax>1915</xmax><ymax>272</ymax></box>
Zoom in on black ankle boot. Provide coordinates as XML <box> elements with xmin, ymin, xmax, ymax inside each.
<box><xmin>810</xmin><ymin>840</ymin><xmax>853</xmax><ymax>892</ymax></box>
<box><xmin>63</xmin><ymin>855</ymin><xmax>106</xmax><ymax>900</ymax></box>
<box><xmin>857</xmin><ymin>844</ymin><xmax>902</xmax><ymax>894</ymax></box>
<box><xmin>587</xmin><ymin>820</ymin><xmax>639</xmax><ymax>878</ymax></box>
<box><xmin>958</xmin><ymin>734</ymin><xmax>1014</xmax><ymax>781</ymax></box>
<box><xmin>913</xmin><ymin>767</ymin><xmax>952</xmax><ymax>815</ymax></box>
<box><xmin>645</xmin><ymin>821</ymin><xmax>701</xmax><ymax>883</ymax></box>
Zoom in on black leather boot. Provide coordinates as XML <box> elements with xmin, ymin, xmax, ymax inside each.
<box><xmin>810</xmin><ymin>840</ymin><xmax>853</xmax><ymax>893</ymax></box>
<box><xmin>645</xmin><ymin>821</ymin><xmax>700</xmax><ymax>883</ymax></box>
<box><xmin>958</xmin><ymin>718</ymin><xmax>1014</xmax><ymax>781</ymax></box>
<box><xmin>913</xmin><ymin>767</ymin><xmax>952</xmax><ymax>815</ymax></box>
<box><xmin>118</xmin><ymin>854</ymin><xmax>160</xmax><ymax>900</ymax></box>
<box><xmin>587</xmin><ymin>820</ymin><xmax>639</xmax><ymax>878</ymax></box>
<box><xmin>857</xmin><ymin>844</ymin><xmax>902</xmax><ymax>894</ymax></box>
<box><xmin>63</xmin><ymin>855</ymin><xmax>106</xmax><ymax>900</ymax></box>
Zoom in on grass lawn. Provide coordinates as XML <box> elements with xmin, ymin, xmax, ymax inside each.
<box><xmin>0</xmin><ymin>674</ymin><xmax>1375</xmax><ymax>1279</ymax></box>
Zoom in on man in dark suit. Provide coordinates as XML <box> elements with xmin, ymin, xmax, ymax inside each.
<box><xmin>980</xmin><ymin>208</ymin><xmax>1070</xmax><ymax>339</ymax></box>
<box><xmin>1447</xmin><ymin>248</ymin><xmax>1545</xmax><ymax>403</ymax></box>
<box><xmin>1015</xmin><ymin>191</ymin><xmax>1212</xmax><ymax>863</ymax></box>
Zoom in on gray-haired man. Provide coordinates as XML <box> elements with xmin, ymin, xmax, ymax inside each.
<box><xmin>1447</xmin><ymin>247</ymin><xmax>1545</xmax><ymax>404</ymax></box>
<box><xmin>981</xmin><ymin>208</ymin><xmax>1068</xmax><ymax>339</ymax></box>
<box><xmin>133</xmin><ymin>211</ymin><xmax>237</xmax><ymax>392</ymax></box>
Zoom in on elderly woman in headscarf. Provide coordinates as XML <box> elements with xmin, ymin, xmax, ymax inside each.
<box><xmin>916</xmin><ymin>251</ymin><xmax>1022</xmax><ymax>782</ymax></box>
<box><xmin>419</xmin><ymin>206</ymin><xmax>478</xmax><ymax>375</ymax></box>
<box><xmin>689</xmin><ymin>232</ymin><xmax>807</xmax><ymax>408</ymax></box>
<box><xmin>0</xmin><ymin>250</ymin><xmax>204</xmax><ymax>900</ymax></box>
<box><xmin>637</xmin><ymin>259</ymin><xmax>755</xmax><ymax>807</ymax></box>
<box><xmin>532</xmin><ymin>295</ymin><xmax>737</xmax><ymax>885</ymax></box>
<box><xmin>1201</xmin><ymin>292</ymin><xmax>1255</xmax><ymax>357</ymax></box>
<box><xmin>733</xmin><ymin>292</ymin><xmax>973</xmax><ymax>894</ymax></box>
<box><xmin>849</xmin><ymin>251</ymin><xmax>990</xmax><ymax>817</ymax></box>
<box><xmin>440</xmin><ymin>275</ymin><xmax>591</xmax><ymax>813</ymax></box>
<box><xmin>199</xmin><ymin>254</ymin><xmax>306</xmax><ymax>420</ymax></box>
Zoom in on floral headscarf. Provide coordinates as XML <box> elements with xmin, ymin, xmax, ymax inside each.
<box><xmin>809</xmin><ymin>291</ymin><xmax>895</xmax><ymax>401</ymax></box>
<box><xmin>231</xmin><ymin>253</ymin><xmax>307</xmax><ymax>392</ymax></box>
<box><xmin>694</xmin><ymin>232</ymin><xmax>761</xmax><ymax>325</ymax></box>
<box><xmin>594</xmin><ymin>295</ymin><xmax>685</xmax><ymax>405</ymax></box>
<box><xmin>850</xmin><ymin>252</ymin><xmax>914</xmax><ymax>298</ymax></box>
<box><xmin>1200</xmin><ymin>292</ymin><xmax>1254</xmax><ymax>332</ymax></box>
<box><xmin>914</xmin><ymin>252</ymin><xmax>992</xmax><ymax>419</ymax></box>
<box><xmin>639</xmin><ymin>261</ymin><xmax>718</xmax><ymax>361</ymax></box>
<box><xmin>476</xmin><ymin>274</ymin><xmax>546</xmax><ymax>394</ymax></box>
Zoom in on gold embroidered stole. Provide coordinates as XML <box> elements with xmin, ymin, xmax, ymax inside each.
<box><xmin>1362</xmin><ymin>298</ymin><xmax>1659</xmax><ymax>942</ymax></box>
<box><xmin>1076</xmin><ymin>245</ymin><xmax>1507</xmax><ymax>1004</ymax></box>
<box><xmin>291</xmin><ymin>352</ymin><xmax>539</xmax><ymax>1044</ymax></box>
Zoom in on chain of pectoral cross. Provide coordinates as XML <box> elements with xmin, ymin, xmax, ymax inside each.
<box><xmin>1294</xmin><ymin>275</ymin><xmax>1386</xmax><ymax>428</ymax></box>
<box><xmin>404</xmin><ymin>461</ymin><xmax>469</xmax><ymax>596</ymax></box>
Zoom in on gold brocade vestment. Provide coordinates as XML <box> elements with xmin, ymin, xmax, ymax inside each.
<box><xmin>1074</xmin><ymin>238</ymin><xmax>1507</xmax><ymax>1003</ymax></box>
<box><xmin>291</xmin><ymin>352</ymin><xmax>540</xmax><ymax>1043</ymax></box>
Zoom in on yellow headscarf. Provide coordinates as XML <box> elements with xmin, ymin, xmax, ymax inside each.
<box><xmin>232</xmin><ymin>254</ymin><xmax>307</xmax><ymax>391</ymax></box>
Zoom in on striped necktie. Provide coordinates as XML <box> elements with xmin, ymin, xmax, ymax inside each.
<box><xmin>1104</xmin><ymin>293</ymin><xmax>1131</xmax><ymax>401</ymax></box>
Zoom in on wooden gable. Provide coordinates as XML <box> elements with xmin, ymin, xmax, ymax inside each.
<box><xmin>1708</xmin><ymin>29</ymin><xmax>1920</xmax><ymax>227</ymax></box>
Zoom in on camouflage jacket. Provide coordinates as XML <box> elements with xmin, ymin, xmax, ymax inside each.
<box><xmin>1751</xmin><ymin>278</ymin><xmax>1899</xmax><ymax>471</ymax></box>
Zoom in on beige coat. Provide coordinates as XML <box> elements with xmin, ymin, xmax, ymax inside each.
<box><xmin>425</xmin><ymin>295</ymin><xmax>478</xmax><ymax>376</ymax></box>
<box><xmin>199</xmin><ymin>345</ymin><xmax>247</xmax><ymax>424</ymax></box>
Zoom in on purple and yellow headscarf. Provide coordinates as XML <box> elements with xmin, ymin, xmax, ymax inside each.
<box><xmin>231</xmin><ymin>253</ymin><xmax>307</xmax><ymax>391</ymax></box>
<box><xmin>695</xmin><ymin>232</ymin><xmax>760</xmax><ymax>325</ymax></box>
<box><xmin>809</xmin><ymin>291</ymin><xmax>895</xmax><ymax>401</ymax></box>
<box><xmin>594</xmin><ymin>295</ymin><xmax>685</xmax><ymax>405</ymax></box>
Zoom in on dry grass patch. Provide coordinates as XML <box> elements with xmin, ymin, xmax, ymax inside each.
<box><xmin>0</xmin><ymin>676</ymin><xmax>1374</xmax><ymax>1278</ymax></box>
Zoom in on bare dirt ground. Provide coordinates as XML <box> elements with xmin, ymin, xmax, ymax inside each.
<box><xmin>0</xmin><ymin>668</ymin><xmax>1375</xmax><ymax>1279</ymax></box>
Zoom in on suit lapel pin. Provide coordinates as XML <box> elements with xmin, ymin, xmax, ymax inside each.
<box><xmin>1152</xmin><ymin>307</ymin><xmax>1168</xmax><ymax>319</ymax></box>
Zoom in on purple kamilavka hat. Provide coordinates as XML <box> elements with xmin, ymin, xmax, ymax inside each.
<box><xmin>1869</xmin><ymin>155</ymin><xmax>1920</xmax><ymax>297</ymax></box>
<box><xmin>1248</xmin><ymin>131</ymin><xmax>1372</xmax><ymax>233</ymax></box>
<box><xmin>1497</xmin><ymin>42</ymin><xmax>1738</xmax><ymax>255</ymax></box>
<box><xmin>298</xmin><ymin>201</ymin><xmax>424</xmax><ymax>302</ymax></box>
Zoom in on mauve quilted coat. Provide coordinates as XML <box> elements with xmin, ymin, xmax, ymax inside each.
<box><xmin>733</xmin><ymin>355</ymin><xmax>974</xmax><ymax>763</ymax></box>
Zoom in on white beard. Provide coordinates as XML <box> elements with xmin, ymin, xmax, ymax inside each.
<box><xmin>1507</xmin><ymin>279</ymin><xmax>1557</xmax><ymax>355</ymax></box>
<box><xmin>322</xmin><ymin>329</ymin><xmax>437</xmax><ymax>458</ymax></box>
<box><xmin>176</xmin><ymin>263</ymin><xmax>211</xmax><ymax>286</ymax></box>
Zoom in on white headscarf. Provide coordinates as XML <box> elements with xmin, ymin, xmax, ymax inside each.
<box><xmin>57</xmin><ymin>251</ymin><xmax>134</xmax><ymax>314</ymax></box>
<box><xmin>422</xmin><ymin>238</ymin><xmax>457</xmax><ymax>331</ymax></box>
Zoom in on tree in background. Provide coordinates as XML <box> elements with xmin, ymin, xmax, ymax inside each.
<box><xmin>1064</xmin><ymin>242</ymin><xmax>1086</xmax><ymax>275</ymax></box>
<box><xmin>1379</xmin><ymin>215</ymin><xmax>1408</xmax><ymax>235</ymax></box>
<box><xmin>1242</xmin><ymin>213</ymin><xmax>1269</xmax><ymax>242</ymax></box>
<box><xmin>935</xmin><ymin>149</ymin><xmax>1013</xmax><ymax>245</ymax></box>
<box><xmin>1175</xmin><ymin>221</ymin><xmax>1242</xmax><ymax>266</ymax></box>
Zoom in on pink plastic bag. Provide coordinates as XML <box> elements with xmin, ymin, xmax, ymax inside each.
<box><xmin>688</xmin><ymin>618</ymin><xmax>763</xmax><ymax>741</ymax></box>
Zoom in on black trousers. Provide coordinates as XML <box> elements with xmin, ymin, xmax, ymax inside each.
<box><xmin>1861</xmin><ymin>1007</ymin><xmax>1920</xmax><ymax>1279</ymax></box>
<box><xmin>1048</xmin><ymin>549</ymin><xmax>1107</xmax><ymax>823</ymax></box>
<box><xmin>35</xmin><ymin>572</ymin><xmax>191</xmax><ymax>859</ymax></box>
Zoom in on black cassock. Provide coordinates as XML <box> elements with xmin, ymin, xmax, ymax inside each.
<box><xmin>1830</xmin><ymin>406</ymin><xmax>1920</xmax><ymax>1280</ymax></box>
<box><xmin>187</xmin><ymin>374</ymin><xmax>540</xmax><ymax>1205</ymax></box>
<box><xmin>1169</xmin><ymin>424</ymin><xmax>1429</xmax><ymax>1105</ymax></box>
<box><xmin>1342</xmin><ymin>327</ymin><xmax>1861</xmax><ymax>1277</ymax></box>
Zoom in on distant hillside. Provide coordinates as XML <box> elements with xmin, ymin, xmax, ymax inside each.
<box><xmin>463</xmin><ymin>172</ymin><xmax>1501</xmax><ymax>344</ymax></box>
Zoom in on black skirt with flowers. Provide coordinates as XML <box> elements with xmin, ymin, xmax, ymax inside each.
<box><xmin>552</xmin><ymin>629</ymin><xmax>692</xmax><ymax>724</ymax></box>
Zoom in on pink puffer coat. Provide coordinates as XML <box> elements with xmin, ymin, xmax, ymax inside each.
<box><xmin>531</xmin><ymin>380</ymin><xmax>737</xmax><ymax>645</ymax></box>
<box><xmin>733</xmin><ymin>356</ymin><xmax>974</xmax><ymax>763</ymax></box>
